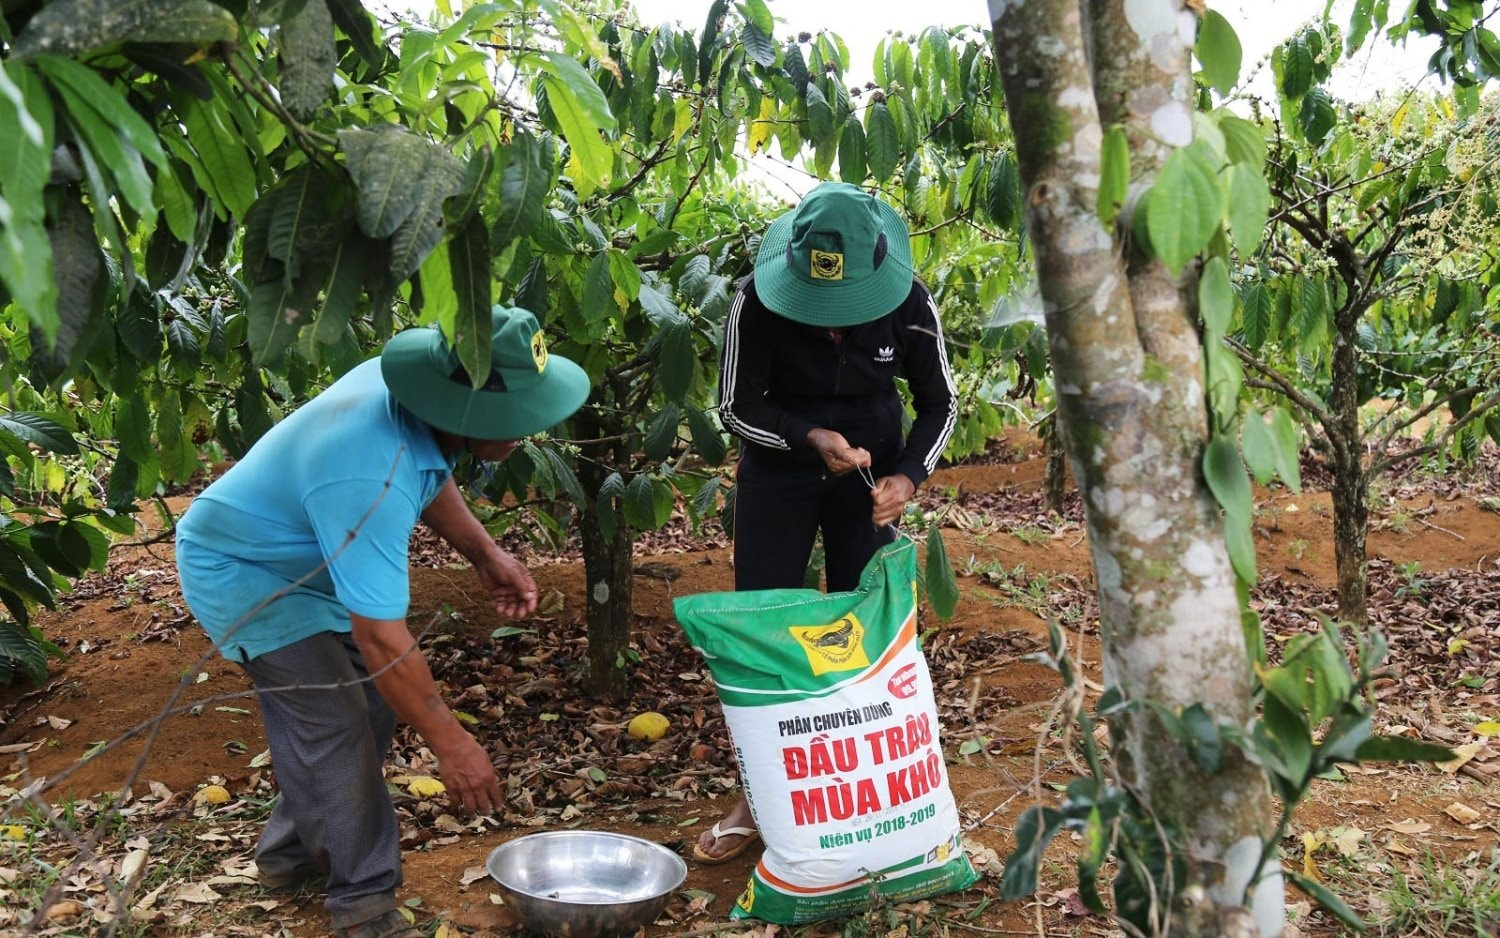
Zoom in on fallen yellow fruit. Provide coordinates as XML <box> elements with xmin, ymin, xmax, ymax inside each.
<box><xmin>193</xmin><ymin>785</ymin><xmax>231</xmax><ymax>806</ymax></box>
<box><xmin>408</xmin><ymin>777</ymin><xmax>447</xmax><ymax>798</ymax></box>
<box><xmin>627</xmin><ymin>711</ymin><xmax>670</xmax><ymax>742</ymax></box>
<box><xmin>2</xmin><ymin>825</ymin><xmax>25</xmax><ymax>840</ymax></box>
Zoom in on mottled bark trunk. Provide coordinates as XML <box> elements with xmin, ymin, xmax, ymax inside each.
<box><xmin>990</xmin><ymin>1</ymin><xmax>1281</xmax><ymax>934</ymax></box>
<box><xmin>575</xmin><ymin>411</ymin><xmax>633</xmax><ymax>702</ymax></box>
<box><xmin>1328</xmin><ymin>333</ymin><xmax>1368</xmax><ymax>625</ymax></box>
<box><xmin>1043</xmin><ymin>412</ymin><xmax>1068</xmax><ymax>514</ymax></box>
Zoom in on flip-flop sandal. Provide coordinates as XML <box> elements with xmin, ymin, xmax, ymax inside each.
<box><xmin>691</xmin><ymin>822</ymin><xmax>760</xmax><ymax>865</ymax></box>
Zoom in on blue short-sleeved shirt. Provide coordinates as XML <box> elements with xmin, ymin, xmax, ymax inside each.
<box><xmin>176</xmin><ymin>358</ymin><xmax>453</xmax><ymax>661</ymax></box>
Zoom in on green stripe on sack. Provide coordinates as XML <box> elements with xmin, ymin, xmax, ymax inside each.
<box><xmin>731</xmin><ymin>851</ymin><xmax>979</xmax><ymax>924</ymax></box>
<box><xmin>674</xmin><ymin>541</ymin><xmax>917</xmax><ymax>701</ymax></box>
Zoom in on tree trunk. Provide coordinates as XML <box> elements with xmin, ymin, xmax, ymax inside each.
<box><xmin>1043</xmin><ymin>411</ymin><xmax>1067</xmax><ymax>515</ymax></box>
<box><xmin>1328</xmin><ymin>332</ymin><xmax>1368</xmax><ymax>625</ymax></box>
<box><xmin>991</xmin><ymin>2</ymin><xmax>1281</xmax><ymax>935</ymax></box>
<box><xmin>575</xmin><ymin>410</ymin><xmax>634</xmax><ymax>702</ymax></box>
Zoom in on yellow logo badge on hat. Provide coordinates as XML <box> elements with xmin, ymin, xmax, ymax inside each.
<box><xmin>530</xmin><ymin>331</ymin><xmax>549</xmax><ymax>372</ymax></box>
<box><xmin>810</xmin><ymin>250</ymin><xmax>844</xmax><ymax>281</ymax></box>
<box><xmin>789</xmin><ymin>614</ymin><xmax>869</xmax><ymax>676</ymax></box>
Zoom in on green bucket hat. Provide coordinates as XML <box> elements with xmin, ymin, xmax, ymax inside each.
<box><xmin>380</xmin><ymin>306</ymin><xmax>589</xmax><ymax>440</ymax></box>
<box><xmin>753</xmin><ymin>182</ymin><xmax>914</xmax><ymax>327</ymax></box>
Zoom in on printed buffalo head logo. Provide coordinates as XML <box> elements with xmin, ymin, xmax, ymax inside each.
<box><xmin>790</xmin><ymin>614</ymin><xmax>869</xmax><ymax>676</ymax></box>
<box><xmin>810</xmin><ymin>249</ymin><xmax>844</xmax><ymax>281</ymax></box>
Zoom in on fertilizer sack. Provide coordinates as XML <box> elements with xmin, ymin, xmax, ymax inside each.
<box><xmin>674</xmin><ymin>540</ymin><xmax>977</xmax><ymax>924</ymax></box>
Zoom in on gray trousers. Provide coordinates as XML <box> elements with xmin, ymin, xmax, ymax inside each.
<box><xmin>241</xmin><ymin>631</ymin><xmax>401</xmax><ymax>929</ymax></box>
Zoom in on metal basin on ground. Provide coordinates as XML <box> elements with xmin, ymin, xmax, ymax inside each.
<box><xmin>486</xmin><ymin>830</ymin><xmax>688</xmax><ymax>937</ymax></box>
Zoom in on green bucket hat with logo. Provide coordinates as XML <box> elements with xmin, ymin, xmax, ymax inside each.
<box><xmin>753</xmin><ymin>182</ymin><xmax>914</xmax><ymax>327</ymax></box>
<box><xmin>380</xmin><ymin>306</ymin><xmax>589</xmax><ymax>440</ymax></box>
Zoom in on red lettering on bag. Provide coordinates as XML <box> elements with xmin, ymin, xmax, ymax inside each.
<box><xmin>887</xmin><ymin>663</ymin><xmax>918</xmax><ymax>699</ymax></box>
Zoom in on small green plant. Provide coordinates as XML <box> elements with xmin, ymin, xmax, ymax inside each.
<box><xmin>1362</xmin><ymin>848</ymin><xmax>1500</xmax><ymax>936</ymax></box>
<box><xmin>1011</xmin><ymin>525</ymin><xmax>1051</xmax><ymax>547</ymax></box>
<box><xmin>1288</xmin><ymin>538</ymin><xmax>1309</xmax><ymax>560</ymax></box>
<box><xmin>1394</xmin><ymin>561</ymin><xmax>1426</xmax><ymax>598</ymax></box>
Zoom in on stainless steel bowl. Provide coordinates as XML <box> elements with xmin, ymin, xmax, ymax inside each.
<box><xmin>486</xmin><ymin>830</ymin><xmax>689</xmax><ymax>937</ymax></box>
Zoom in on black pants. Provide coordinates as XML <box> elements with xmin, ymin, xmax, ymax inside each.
<box><xmin>733</xmin><ymin>447</ymin><xmax>896</xmax><ymax>592</ymax></box>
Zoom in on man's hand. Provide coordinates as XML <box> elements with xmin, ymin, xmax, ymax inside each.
<box><xmin>807</xmin><ymin>428</ymin><xmax>872</xmax><ymax>477</ymax></box>
<box><xmin>871</xmin><ymin>474</ymin><xmax>916</xmax><ymax>526</ymax></box>
<box><xmin>476</xmin><ymin>550</ymin><xmax>538</xmax><ymax>618</ymax></box>
<box><xmin>435</xmin><ymin>733</ymin><xmax>503</xmax><ymax>815</ymax></box>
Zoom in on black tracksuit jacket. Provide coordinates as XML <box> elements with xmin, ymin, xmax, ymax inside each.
<box><xmin>718</xmin><ymin>274</ymin><xmax>958</xmax><ymax>486</ymax></box>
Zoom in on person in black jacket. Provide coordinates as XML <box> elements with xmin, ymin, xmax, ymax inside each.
<box><xmin>694</xmin><ymin>182</ymin><xmax>957</xmax><ymax>864</ymax></box>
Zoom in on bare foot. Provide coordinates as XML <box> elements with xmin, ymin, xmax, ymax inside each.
<box><xmin>696</xmin><ymin>797</ymin><xmax>756</xmax><ymax>860</ymax></box>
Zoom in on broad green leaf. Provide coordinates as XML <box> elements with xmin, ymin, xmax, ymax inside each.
<box><xmin>581</xmin><ymin>253</ymin><xmax>615</xmax><ymax>322</ymax></box>
<box><xmin>41</xmin><ymin>194</ymin><xmax>103</xmax><ymax>363</ymax></box>
<box><xmin>656</xmin><ymin>320</ymin><xmax>697</xmax><ymax>401</ymax></box>
<box><xmin>117</xmin><ymin>289</ymin><xmax>161</xmax><ymax>360</ymax></box>
<box><xmin>540</xmin><ymin>74</ymin><xmax>613</xmax><ymax>197</ymax></box>
<box><xmin>1239</xmin><ymin>281</ymin><xmax>1273</xmax><ymax>349</ymax></box>
<box><xmin>538</xmin><ymin>51</ymin><xmax>617</xmax><ymax>132</ymax></box>
<box><xmin>684</xmin><ymin>407</ymin><xmax>726</xmax><ymax>466</ymax></box>
<box><xmin>596</xmin><ymin>471</ymin><xmax>625</xmax><ymax>543</ymax></box>
<box><xmin>999</xmin><ymin>806</ymin><xmax>1065</xmax><ymax>900</ymax></box>
<box><xmin>1354</xmin><ymin>736</ymin><xmax>1453</xmax><ymax>763</ymax></box>
<box><xmin>113</xmin><ymin>394</ymin><xmax>154</xmax><ymax>464</ymax></box>
<box><xmin>279</xmin><ymin>0</ymin><xmax>335</xmax><ymax>121</ymax></box>
<box><xmin>1279</xmin><ymin>34</ymin><xmax>1314</xmax><ymax>98</ymax></box>
<box><xmin>0</xmin><ymin>413</ymin><xmax>77</xmax><ymax>455</ymax></box>
<box><xmin>987</xmin><ymin>151</ymin><xmax>1021</xmax><ymax>232</ymax></box>
<box><xmin>388</xmin><ymin>156</ymin><xmax>467</xmax><ymax>284</ymax></box>
<box><xmin>1219</xmin><ymin>114</ymin><xmax>1266</xmax><ymax>169</ymax></box>
<box><xmin>11</xmin><ymin>0</ymin><xmax>237</xmax><ymax>60</ymax></box>
<box><xmin>314</xmin><ymin>238</ymin><xmax>370</xmax><ymax>344</ymax></box>
<box><xmin>448</xmin><ymin>215</ymin><xmax>493</xmax><ymax>388</ymax></box>
<box><xmin>1225</xmin><ymin>164</ymin><xmax>1270</xmax><ymax>254</ymax></box>
<box><xmin>924</xmin><ymin>525</ymin><xmax>959</xmax><ymax>621</ymax></box>
<box><xmin>1298</xmin><ymin>87</ymin><xmax>1337</xmax><ymax>145</ymax></box>
<box><xmin>418</xmin><ymin>238</ymin><xmax>458</xmax><ymax>324</ymax></box>
<box><xmin>491</xmin><ymin>132</ymin><xmax>548</xmax><ymax>250</ymax></box>
<box><xmin>1198</xmin><ymin>257</ymin><xmax>1233</xmax><ymax>339</ymax></box>
<box><xmin>155</xmin><ymin>162</ymin><xmax>197</xmax><ymax>244</ymax></box>
<box><xmin>1240</xmin><ymin>408</ymin><xmax>1279</xmax><ymax>486</ymax></box>
<box><xmin>1181</xmin><ymin>703</ymin><xmax>1223</xmax><ymax>774</ymax></box>
<box><xmin>864</xmin><ymin>102</ymin><xmax>899</xmax><ymax>183</ymax></box>
<box><xmin>39</xmin><ymin>61</ymin><xmax>156</xmax><ymax>220</ymax></box>
<box><xmin>266</xmin><ymin>166</ymin><xmax>324</xmax><ymax>279</ymax></box>
<box><xmin>247</xmin><ymin>268</ymin><xmax>321</xmax><ymax>365</ymax></box>
<box><xmin>33</xmin><ymin>56</ymin><xmax>165</xmax><ymax>169</ymax></box>
<box><xmin>1268</xmin><ymin>406</ymin><xmax>1302</xmax><ymax>493</ymax></box>
<box><xmin>1202</xmin><ymin>434</ymin><xmax>1252</xmax><ymax>519</ymax></box>
<box><xmin>805</xmin><ymin>82</ymin><xmax>834</xmax><ymax>145</ymax></box>
<box><xmin>838</xmin><ymin>115</ymin><xmax>866</xmax><ymax>183</ymax></box>
<box><xmin>0</xmin><ymin>64</ymin><xmax>56</xmax><ymax>325</ymax></box>
<box><xmin>1196</xmin><ymin>10</ymin><xmax>1242</xmax><ymax>96</ymax></box>
<box><xmin>177</xmin><ymin>98</ymin><xmax>257</xmax><ymax>218</ymax></box>
<box><xmin>622</xmin><ymin>473</ymin><xmax>670</xmax><ymax>529</ymax></box>
<box><xmin>1146</xmin><ymin>145</ymin><xmax>1224</xmax><ymax>273</ymax></box>
<box><xmin>638</xmin><ymin>284</ymin><xmax>684</xmax><ymax>326</ymax></box>
<box><xmin>643</xmin><ymin>404</ymin><xmax>680</xmax><ymax>462</ymax></box>
<box><xmin>325</xmin><ymin>0</ymin><xmax>384</xmax><ymax>67</ymax></box>
<box><xmin>1224</xmin><ymin>511</ymin><xmax>1256</xmax><ymax>583</ymax></box>
<box><xmin>1096</xmin><ymin>126</ymin><xmax>1129</xmax><ymax>226</ymax></box>
<box><xmin>742</xmin><ymin>21</ymin><xmax>776</xmax><ymax>67</ymax></box>
<box><xmin>607</xmin><ymin>251</ymin><xmax>642</xmax><ymax>303</ymax></box>
<box><xmin>340</xmin><ymin>126</ymin><xmax>459</xmax><ymax>240</ymax></box>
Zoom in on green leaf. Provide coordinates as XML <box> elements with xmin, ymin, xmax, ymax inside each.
<box><xmin>539</xmin><ymin>51</ymin><xmax>617</xmax><ymax>133</ymax></box>
<box><xmin>1198</xmin><ymin>257</ymin><xmax>1233</xmax><ymax>339</ymax></box>
<box><xmin>1354</xmin><ymin>736</ymin><xmax>1454</xmax><ymax>763</ymax></box>
<box><xmin>1219</xmin><ymin>115</ymin><xmax>1266</xmax><ymax>169</ymax></box>
<box><xmin>838</xmin><ymin>115</ymin><xmax>866</xmax><ymax>183</ymax></box>
<box><xmin>1240</xmin><ymin>409</ymin><xmax>1279</xmax><ymax>486</ymax></box>
<box><xmin>1298</xmin><ymin>87</ymin><xmax>1337</xmax><ymax>145</ymax></box>
<box><xmin>1225</xmin><ymin>164</ymin><xmax>1269</xmax><ymax>253</ymax></box>
<box><xmin>1280</xmin><ymin>34</ymin><xmax>1314</xmax><ymax>99</ymax></box>
<box><xmin>0</xmin><ymin>622</ymin><xmax>48</xmax><ymax>684</ymax></box>
<box><xmin>1268</xmin><ymin>406</ymin><xmax>1302</xmax><ymax>493</ymax></box>
<box><xmin>540</xmin><ymin>73</ymin><xmax>613</xmax><ymax>198</ymax></box>
<box><xmin>1261</xmin><ymin>692</ymin><xmax>1312</xmax><ymax>785</ymax></box>
<box><xmin>1239</xmin><ymin>281</ymin><xmax>1273</xmax><ymax>349</ymax></box>
<box><xmin>113</xmin><ymin>395</ymin><xmax>153</xmax><ymax>464</ymax></box>
<box><xmin>325</xmin><ymin>0</ymin><xmax>383</xmax><ymax>68</ymax></box>
<box><xmin>39</xmin><ymin>63</ymin><xmax>156</xmax><ymax>221</ymax></box>
<box><xmin>0</xmin><ymin>413</ymin><xmax>77</xmax><ymax>455</ymax></box>
<box><xmin>11</xmin><ymin>0</ymin><xmax>237</xmax><ymax>60</ymax></box>
<box><xmin>1146</xmin><ymin>145</ymin><xmax>1224</xmax><ymax>274</ymax></box>
<box><xmin>448</xmin><ymin>215</ymin><xmax>493</xmax><ymax>388</ymax></box>
<box><xmin>999</xmin><ymin>806</ymin><xmax>1065</xmax><ymax>900</ymax></box>
<box><xmin>987</xmin><ymin>151</ymin><xmax>1021</xmax><ymax>232</ymax></box>
<box><xmin>278</xmin><ymin>0</ymin><xmax>335</xmax><ymax>121</ymax></box>
<box><xmin>491</xmin><ymin>132</ymin><xmax>548</xmax><ymax>250</ymax></box>
<box><xmin>656</xmin><ymin>320</ymin><xmax>696</xmax><ymax>401</ymax></box>
<box><xmin>1196</xmin><ymin>10</ymin><xmax>1242</xmax><ymax>96</ymax></box>
<box><xmin>117</xmin><ymin>289</ymin><xmax>161</xmax><ymax>361</ymax></box>
<box><xmin>1225</xmin><ymin>507</ymin><xmax>1256</xmax><ymax>582</ymax></box>
<box><xmin>865</xmin><ymin>101</ymin><xmax>899</xmax><ymax>184</ymax></box>
<box><xmin>582</xmin><ymin>253</ymin><xmax>615</xmax><ymax>322</ymax></box>
<box><xmin>1202</xmin><ymin>435</ymin><xmax>1252</xmax><ymax>519</ymax></box>
<box><xmin>643</xmin><ymin>405</ymin><xmax>680</xmax><ymax>462</ymax></box>
<box><xmin>596</xmin><ymin>471</ymin><xmax>625</xmax><ymax>543</ymax></box>
<box><xmin>1181</xmin><ymin>703</ymin><xmax>1223</xmax><ymax>774</ymax></box>
<box><xmin>247</xmin><ymin>269</ymin><xmax>320</xmax><ymax>365</ymax></box>
<box><xmin>389</xmin><ymin>159</ymin><xmax>467</xmax><ymax>284</ymax></box>
<box><xmin>622</xmin><ymin>473</ymin><xmax>668</xmax><ymax>529</ymax></box>
<box><xmin>177</xmin><ymin>98</ymin><xmax>257</xmax><ymax>218</ymax></box>
<box><xmin>340</xmin><ymin>127</ymin><xmax>458</xmax><ymax>240</ymax></box>
<box><xmin>314</xmin><ymin>238</ymin><xmax>370</xmax><ymax>345</ymax></box>
<box><xmin>0</xmin><ymin>64</ymin><xmax>56</xmax><ymax>325</ymax></box>
<box><xmin>804</xmin><ymin>82</ymin><xmax>834</xmax><ymax>145</ymax></box>
<box><xmin>685</xmin><ymin>407</ymin><xmax>727</xmax><ymax>466</ymax></box>
<box><xmin>1097</xmin><ymin>126</ymin><xmax>1129</xmax><ymax>226</ymax></box>
<box><xmin>742</xmin><ymin>21</ymin><xmax>776</xmax><ymax>67</ymax></box>
<box><xmin>1286</xmin><ymin>872</ymin><xmax>1365</xmax><ymax>932</ymax></box>
<box><xmin>40</xmin><ymin>193</ymin><xmax>103</xmax><ymax>363</ymax></box>
<box><xmin>924</xmin><ymin>525</ymin><xmax>959</xmax><ymax>621</ymax></box>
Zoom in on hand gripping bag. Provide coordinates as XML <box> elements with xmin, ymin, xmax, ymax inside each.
<box><xmin>674</xmin><ymin>540</ymin><xmax>977</xmax><ymax>924</ymax></box>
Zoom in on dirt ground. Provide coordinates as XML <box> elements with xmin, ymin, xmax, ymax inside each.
<box><xmin>2</xmin><ymin>436</ymin><xmax>1497</xmax><ymax>937</ymax></box>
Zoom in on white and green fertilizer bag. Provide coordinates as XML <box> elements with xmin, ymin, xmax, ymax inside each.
<box><xmin>673</xmin><ymin>540</ymin><xmax>977</xmax><ymax>924</ymax></box>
